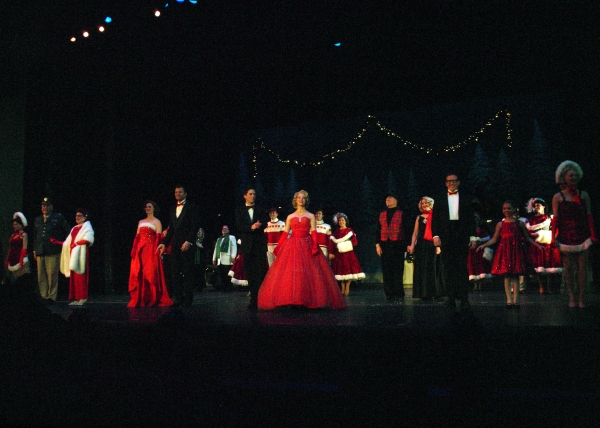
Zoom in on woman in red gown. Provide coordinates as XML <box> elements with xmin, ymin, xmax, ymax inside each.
<box><xmin>258</xmin><ymin>190</ymin><xmax>346</xmax><ymax>310</ymax></box>
<box><xmin>552</xmin><ymin>161</ymin><xmax>595</xmax><ymax>308</ymax></box>
<box><xmin>128</xmin><ymin>200</ymin><xmax>173</xmax><ymax>307</ymax></box>
<box><xmin>59</xmin><ymin>209</ymin><xmax>95</xmax><ymax>305</ymax></box>
<box><xmin>477</xmin><ymin>201</ymin><xmax>541</xmax><ymax>308</ymax></box>
<box><xmin>329</xmin><ymin>212</ymin><xmax>365</xmax><ymax>296</ymax></box>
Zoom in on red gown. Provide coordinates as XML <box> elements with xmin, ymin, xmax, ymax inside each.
<box><xmin>128</xmin><ymin>224</ymin><xmax>173</xmax><ymax>307</ymax></box>
<box><xmin>258</xmin><ymin>217</ymin><xmax>346</xmax><ymax>310</ymax></box>
<box><xmin>68</xmin><ymin>225</ymin><xmax>89</xmax><ymax>300</ymax></box>
<box><xmin>491</xmin><ymin>221</ymin><xmax>532</xmax><ymax>276</ymax></box>
<box><xmin>330</xmin><ymin>228</ymin><xmax>366</xmax><ymax>281</ymax></box>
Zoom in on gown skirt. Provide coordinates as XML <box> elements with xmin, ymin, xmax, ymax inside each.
<box><xmin>258</xmin><ymin>217</ymin><xmax>347</xmax><ymax>310</ymax></box>
<box><xmin>128</xmin><ymin>226</ymin><xmax>173</xmax><ymax>307</ymax></box>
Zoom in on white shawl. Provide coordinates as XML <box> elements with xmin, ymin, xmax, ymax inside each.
<box><xmin>60</xmin><ymin>221</ymin><xmax>95</xmax><ymax>277</ymax></box>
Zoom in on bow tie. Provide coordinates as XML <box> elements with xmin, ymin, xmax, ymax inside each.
<box><xmin>177</xmin><ymin>202</ymin><xmax>184</xmax><ymax>206</ymax></box>
<box><xmin>448</xmin><ymin>191</ymin><xmax>458</xmax><ymax>195</ymax></box>
<box><xmin>246</xmin><ymin>205</ymin><xmax>254</xmax><ymax>210</ymax></box>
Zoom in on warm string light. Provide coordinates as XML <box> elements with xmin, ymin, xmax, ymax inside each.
<box><xmin>252</xmin><ymin>110</ymin><xmax>512</xmax><ymax>176</ymax></box>
<box><xmin>68</xmin><ymin>2</ymin><xmax>197</xmax><ymax>42</ymax></box>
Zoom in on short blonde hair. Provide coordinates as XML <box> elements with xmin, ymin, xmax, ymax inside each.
<box><xmin>292</xmin><ymin>190</ymin><xmax>310</xmax><ymax>208</ymax></box>
<box><xmin>419</xmin><ymin>196</ymin><xmax>434</xmax><ymax>212</ymax></box>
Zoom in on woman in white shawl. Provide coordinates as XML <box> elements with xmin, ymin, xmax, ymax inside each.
<box><xmin>58</xmin><ymin>208</ymin><xmax>94</xmax><ymax>305</ymax></box>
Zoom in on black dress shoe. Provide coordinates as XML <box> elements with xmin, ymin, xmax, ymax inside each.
<box><xmin>247</xmin><ymin>301</ymin><xmax>258</xmax><ymax>310</ymax></box>
<box><xmin>172</xmin><ymin>301</ymin><xmax>183</xmax><ymax>308</ymax></box>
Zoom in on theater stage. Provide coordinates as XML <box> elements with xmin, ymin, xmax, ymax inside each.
<box><xmin>2</xmin><ymin>285</ymin><xmax>599</xmax><ymax>426</ymax></box>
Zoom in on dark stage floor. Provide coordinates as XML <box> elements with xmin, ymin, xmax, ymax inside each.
<box><xmin>2</xmin><ymin>285</ymin><xmax>599</xmax><ymax>427</ymax></box>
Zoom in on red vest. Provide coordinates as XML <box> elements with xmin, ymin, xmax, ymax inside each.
<box><xmin>379</xmin><ymin>210</ymin><xmax>403</xmax><ymax>241</ymax></box>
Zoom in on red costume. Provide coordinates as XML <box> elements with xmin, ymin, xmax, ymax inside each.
<box><xmin>491</xmin><ymin>221</ymin><xmax>533</xmax><ymax>276</ymax></box>
<box><xmin>525</xmin><ymin>214</ymin><xmax>562</xmax><ymax>273</ymax></box>
<box><xmin>258</xmin><ymin>217</ymin><xmax>346</xmax><ymax>310</ymax></box>
<box><xmin>330</xmin><ymin>228</ymin><xmax>366</xmax><ymax>281</ymax></box>
<box><xmin>228</xmin><ymin>254</ymin><xmax>248</xmax><ymax>286</ymax></box>
<box><xmin>128</xmin><ymin>223</ymin><xmax>173</xmax><ymax>307</ymax></box>
<box><xmin>468</xmin><ymin>227</ymin><xmax>492</xmax><ymax>280</ymax></box>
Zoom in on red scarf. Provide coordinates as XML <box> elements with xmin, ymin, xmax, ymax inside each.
<box><xmin>422</xmin><ymin>210</ymin><xmax>433</xmax><ymax>241</ymax></box>
<box><xmin>567</xmin><ymin>185</ymin><xmax>581</xmax><ymax>203</ymax></box>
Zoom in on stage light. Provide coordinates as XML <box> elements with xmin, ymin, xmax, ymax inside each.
<box><xmin>334</xmin><ymin>42</ymin><xmax>341</xmax><ymax>46</ymax></box>
<box><xmin>155</xmin><ymin>10</ymin><xmax>161</xmax><ymax>17</ymax></box>
<box><xmin>83</xmin><ymin>31</ymin><xmax>89</xmax><ymax>37</ymax></box>
<box><xmin>105</xmin><ymin>17</ymin><xmax>112</xmax><ymax>23</ymax></box>
<box><xmin>176</xmin><ymin>0</ymin><xmax>184</xmax><ymax>2</ymax></box>
<box><xmin>189</xmin><ymin>0</ymin><xmax>198</xmax><ymax>3</ymax></box>
<box><xmin>70</xmin><ymin>37</ymin><xmax>76</xmax><ymax>42</ymax></box>
<box><xmin>98</xmin><ymin>26</ymin><xmax>105</xmax><ymax>32</ymax></box>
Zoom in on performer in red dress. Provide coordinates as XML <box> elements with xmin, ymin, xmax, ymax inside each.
<box><xmin>5</xmin><ymin>212</ymin><xmax>32</xmax><ymax>297</ymax></box>
<box><xmin>524</xmin><ymin>198</ymin><xmax>562</xmax><ymax>294</ymax></box>
<box><xmin>477</xmin><ymin>201</ymin><xmax>541</xmax><ymax>308</ymax></box>
<box><xmin>467</xmin><ymin>213</ymin><xmax>492</xmax><ymax>290</ymax></box>
<box><xmin>329</xmin><ymin>212</ymin><xmax>365</xmax><ymax>296</ymax></box>
<box><xmin>264</xmin><ymin>208</ymin><xmax>286</xmax><ymax>267</ymax></box>
<box><xmin>128</xmin><ymin>201</ymin><xmax>173</xmax><ymax>307</ymax></box>
<box><xmin>552</xmin><ymin>160</ymin><xmax>595</xmax><ymax>308</ymax></box>
<box><xmin>58</xmin><ymin>209</ymin><xmax>95</xmax><ymax>305</ymax></box>
<box><xmin>258</xmin><ymin>190</ymin><xmax>346</xmax><ymax>310</ymax></box>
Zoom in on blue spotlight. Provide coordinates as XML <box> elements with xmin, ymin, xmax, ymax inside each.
<box><xmin>176</xmin><ymin>0</ymin><xmax>184</xmax><ymax>2</ymax></box>
<box><xmin>105</xmin><ymin>17</ymin><xmax>112</xmax><ymax>23</ymax></box>
<box><xmin>189</xmin><ymin>0</ymin><xmax>198</xmax><ymax>3</ymax></box>
<box><xmin>334</xmin><ymin>42</ymin><xmax>341</xmax><ymax>47</ymax></box>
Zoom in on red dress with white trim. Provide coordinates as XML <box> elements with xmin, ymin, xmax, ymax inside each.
<box><xmin>330</xmin><ymin>228</ymin><xmax>366</xmax><ymax>281</ymax></box>
<box><xmin>525</xmin><ymin>214</ymin><xmax>562</xmax><ymax>273</ymax></box>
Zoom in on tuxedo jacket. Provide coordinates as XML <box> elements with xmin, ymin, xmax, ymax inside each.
<box><xmin>163</xmin><ymin>201</ymin><xmax>201</xmax><ymax>252</ymax></box>
<box><xmin>235</xmin><ymin>205</ymin><xmax>268</xmax><ymax>256</ymax></box>
<box><xmin>431</xmin><ymin>192</ymin><xmax>476</xmax><ymax>247</ymax></box>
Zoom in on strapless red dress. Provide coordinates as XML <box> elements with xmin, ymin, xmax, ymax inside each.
<box><xmin>258</xmin><ymin>217</ymin><xmax>346</xmax><ymax>310</ymax></box>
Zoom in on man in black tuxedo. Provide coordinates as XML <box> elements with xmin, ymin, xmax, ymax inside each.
<box><xmin>158</xmin><ymin>185</ymin><xmax>201</xmax><ymax>308</ymax></box>
<box><xmin>431</xmin><ymin>173</ymin><xmax>477</xmax><ymax>310</ymax></box>
<box><xmin>235</xmin><ymin>188</ymin><xmax>268</xmax><ymax>309</ymax></box>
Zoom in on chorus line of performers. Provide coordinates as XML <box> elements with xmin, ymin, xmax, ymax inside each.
<box><xmin>6</xmin><ymin>160</ymin><xmax>594</xmax><ymax>311</ymax></box>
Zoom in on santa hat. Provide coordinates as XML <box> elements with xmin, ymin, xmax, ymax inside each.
<box><xmin>13</xmin><ymin>212</ymin><xmax>28</xmax><ymax>227</ymax></box>
<box><xmin>555</xmin><ymin>160</ymin><xmax>583</xmax><ymax>184</ymax></box>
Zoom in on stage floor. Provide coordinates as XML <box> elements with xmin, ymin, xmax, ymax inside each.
<box><xmin>4</xmin><ymin>285</ymin><xmax>600</xmax><ymax>426</ymax></box>
<box><xmin>49</xmin><ymin>284</ymin><xmax>600</xmax><ymax>329</ymax></box>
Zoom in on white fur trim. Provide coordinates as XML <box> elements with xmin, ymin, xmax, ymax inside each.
<box><xmin>469</xmin><ymin>273</ymin><xmax>492</xmax><ymax>280</ymax></box>
<box><xmin>555</xmin><ymin>160</ymin><xmax>583</xmax><ymax>183</ymax></box>
<box><xmin>13</xmin><ymin>212</ymin><xmax>28</xmax><ymax>227</ymax></box>
<box><xmin>8</xmin><ymin>257</ymin><xmax>28</xmax><ymax>272</ymax></box>
<box><xmin>558</xmin><ymin>238</ymin><xmax>592</xmax><ymax>253</ymax></box>
<box><xmin>60</xmin><ymin>221</ymin><xmax>95</xmax><ymax>277</ymax></box>
<box><xmin>139</xmin><ymin>222</ymin><xmax>156</xmax><ymax>231</ymax></box>
<box><xmin>334</xmin><ymin>272</ymin><xmax>365</xmax><ymax>281</ymax></box>
<box><xmin>330</xmin><ymin>231</ymin><xmax>353</xmax><ymax>244</ymax></box>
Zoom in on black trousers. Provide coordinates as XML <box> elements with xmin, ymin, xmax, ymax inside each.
<box><xmin>439</xmin><ymin>223</ymin><xmax>470</xmax><ymax>301</ymax></box>
<box><xmin>244</xmin><ymin>251</ymin><xmax>268</xmax><ymax>302</ymax></box>
<box><xmin>380</xmin><ymin>241</ymin><xmax>405</xmax><ymax>298</ymax></box>
<box><xmin>169</xmin><ymin>249</ymin><xmax>195</xmax><ymax>304</ymax></box>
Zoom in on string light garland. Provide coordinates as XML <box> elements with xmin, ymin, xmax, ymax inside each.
<box><xmin>68</xmin><ymin>1</ymin><xmax>198</xmax><ymax>42</ymax></box>
<box><xmin>252</xmin><ymin>110</ymin><xmax>512</xmax><ymax>177</ymax></box>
